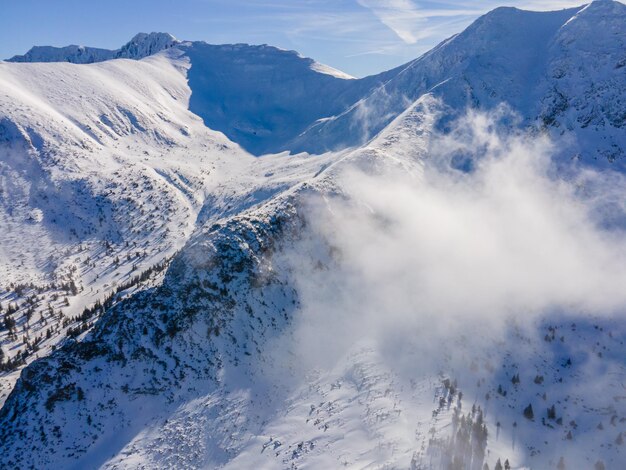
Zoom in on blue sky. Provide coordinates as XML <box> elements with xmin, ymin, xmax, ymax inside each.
<box><xmin>0</xmin><ymin>0</ymin><xmax>588</xmax><ymax>77</ymax></box>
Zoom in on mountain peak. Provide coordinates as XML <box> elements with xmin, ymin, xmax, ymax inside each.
<box><xmin>580</xmin><ymin>0</ymin><xmax>626</xmax><ymax>12</ymax></box>
<box><xmin>6</xmin><ymin>32</ymin><xmax>180</xmax><ymax>64</ymax></box>
<box><xmin>7</xmin><ymin>44</ymin><xmax>115</xmax><ymax>64</ymax></box>
<box><xmin>129</xmin><ymin>32</ymin><xmax>177</xmax><ymax>43</ymax></box>
<box><xmin>116</xmin><ymin>32</ymin><xmax>179</xmax><ymax>60</ymax></box>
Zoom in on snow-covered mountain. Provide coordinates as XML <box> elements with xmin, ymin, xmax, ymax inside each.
<box><xmin>8</xmin><ymin>2</ymin><xmax>625</xmax><ymax>162</ymax></box>
<box><xmin>292</xmin><ymin>0</ymin><xmax>626</xmax><ymax>164</ymax></box>
<box><xmin>1</xmin><ymin>2</ymin><xmax>625</xmax><ymax>469</ymax></box>
<box><xmin>7</xmin><ymin>32</ymin><xmax>179</xmax><ymax>64</ymax></box>
<box><xmin>0</xmin><ymin>46</ymin><xmax>327</xmax><ymax>403</ymax></box>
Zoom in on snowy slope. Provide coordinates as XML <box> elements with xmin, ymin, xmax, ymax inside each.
<box><xmin>0</xmin><ymin>48</ymin><xmax>231</xmax><ymax>401</ymax></box>
<box><xmin>1</xmin><ymin>1</ymin><xmax>626</xmax><ymax>469</ymax></box>
<box><xmin>2</xmin><ymin>109</ymin><xmax>624</xmax><ymax>468</ymax></box>
<box><xmin>0</xmin><ymin>47</ymin><xmax>332</xmax><ymax>404</ymax></box>
<box><xmin>7</xmin><ymin>34</ymin><xmax>386</xmax><ymax>156</ymax></box>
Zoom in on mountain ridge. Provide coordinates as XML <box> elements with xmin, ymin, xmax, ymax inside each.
<box><xmin>7</xmin><ymin>32</ymin><xmax>180</xmax><ymax>64</ymax></box>
<box><xmin>6</xmin><ymin>1</ymin><xmax>625</xmax><ymax>162</ymax></box>
<box><xmin>1</xmin><ymin>2</ymin><xmax>625</xmax><ymax>468</ymax></box>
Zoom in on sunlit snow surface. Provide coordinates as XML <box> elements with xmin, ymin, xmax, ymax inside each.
<box><xmin>1</xmin><ymin>1</ymin><xmax>626</xmax><ymax>469</ymax></box>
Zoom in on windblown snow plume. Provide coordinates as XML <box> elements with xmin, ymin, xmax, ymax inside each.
<box><xmin>282</xmin><ymin>110</ymin><xmax>626</xmax><ymax>365</ymax></box>
<box><xmin>260</xmin><ymin>109</ymin><xmax>626</xmax><ymax>467</ymax></box>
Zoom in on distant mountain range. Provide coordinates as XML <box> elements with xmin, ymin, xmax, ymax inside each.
<box><xmin>7</xmin><ymin>32</ymin><xmax>180</xmax><ymax>64</ymax></box>
<box><xmin>1</xmin><ymin>1</ymin><xmax>625</xmax><ymax>469</ymax></box>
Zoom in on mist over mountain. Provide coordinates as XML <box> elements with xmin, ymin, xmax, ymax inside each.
<box><xmin>1</xmin><ymin>2</ymin><xmax>625</xmax><ymax>469</ymax></box>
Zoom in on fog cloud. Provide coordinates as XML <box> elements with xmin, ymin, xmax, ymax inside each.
<box><xmin>278</xmin><ymin>108</ymin><xmax>626</xmax><ymax>369</ymax></box>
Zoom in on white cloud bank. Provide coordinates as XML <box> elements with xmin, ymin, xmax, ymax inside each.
<box><xmin>278</xmin><ymin>108</ymin><xmax>626</xmax><ymax>370</ymax></box>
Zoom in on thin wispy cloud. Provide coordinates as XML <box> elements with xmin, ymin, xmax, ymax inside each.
<box><xmin>354</xmin><ymin>0</ymin><xmax>584</xmax><ymax>46</ymax></box>
<box><xmin>356</xmin><ymin>0</ymin><xmax>427</xmax><ymax>43</ymax></box>
<box><xmin>356</xmin><ymin>0</ymin><xmax>489</xmax><ymax>44</ymax></box>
